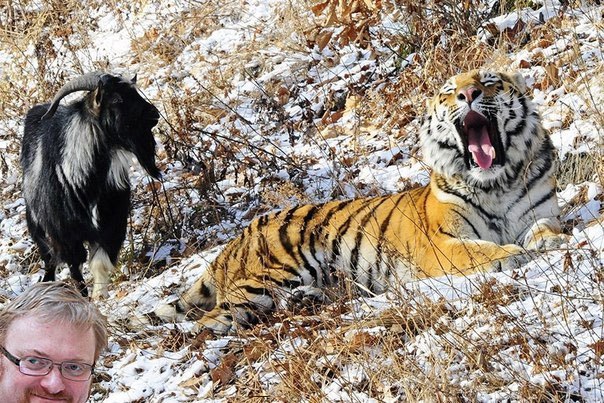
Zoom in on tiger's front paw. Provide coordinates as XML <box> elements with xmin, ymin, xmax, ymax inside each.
<box><xmin>196</xmin><ymin>305</ymin><xmax>261</xmax><ymax>335</ymax></box>
<box><xmin>286</xmin><ymin>286</ymin><xmax>331</xmax><ymax>314</ymax></box>
<box><xmin>195</xmin><ymin>315</ymin><xmax>233</xmax><ymax>335</ymax></box>
<box><xmin>153</xmin><ymin>302</ymin><xmax>188</xmax><ymax>323</ymax></box>
<box><xmin>525</xmin><ymin>233</ymin><xmax>568</xmax><ymax>251</ymax></box>
<box><xmin>523</xmin><ymin>219</ymin><xmax>565</xmax><ymax>251</ymax></box>
<box><xmin>492</xmin><ymin>251</ymin><xmax>532</xmax><ymax>272</ymax></box>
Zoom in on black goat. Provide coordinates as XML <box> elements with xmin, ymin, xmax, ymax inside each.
<box><xmin>21</xmin><ymin>72</ymin><xmax>161</xmax><ymax>298</ymax></box>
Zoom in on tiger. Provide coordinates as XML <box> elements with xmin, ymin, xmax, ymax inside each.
<box><xmin>153</xmin><ymin>70</ymin><xmax>562</xmax><ymax>334</ymax></box>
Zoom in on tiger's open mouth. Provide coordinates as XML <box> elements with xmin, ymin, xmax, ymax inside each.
<box><xmin>461</xmin><ymin>111</ymin><xmax>504</xmax><ymax>170</ymax></box>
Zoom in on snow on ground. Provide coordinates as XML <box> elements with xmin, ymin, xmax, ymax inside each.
<box><xmin>0</xmin><ymin>0</ymin><xmax>603</xmax><ymax>401</ymax></box>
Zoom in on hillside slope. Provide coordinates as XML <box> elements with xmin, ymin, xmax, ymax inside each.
<box><xmin>0</xmin><ymin>0</ymin><xmax>603</xmax><ymax>401</ymax></box>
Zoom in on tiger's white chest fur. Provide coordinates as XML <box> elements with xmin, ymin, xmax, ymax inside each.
<box><xmin>432</xmin><ymin>177</ymin><xmax>559</xmax><ymax>247</ymax></box>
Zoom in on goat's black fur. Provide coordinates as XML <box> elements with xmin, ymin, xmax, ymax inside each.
<box><xmin>21</xmin><ymin>73</ymin><xmax>160</xmax><ymax>298</ymax></box>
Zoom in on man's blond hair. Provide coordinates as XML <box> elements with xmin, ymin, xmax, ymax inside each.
<box><xmin>0</xmin><ymin>281</ymin><xmax>108</xmax><ymax>360</ymax></box>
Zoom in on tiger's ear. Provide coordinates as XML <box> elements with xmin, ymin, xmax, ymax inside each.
<box><xmin>511</xmin><ymin>72</ymin><xmax>527</xmax><ymax>94</ymax></box>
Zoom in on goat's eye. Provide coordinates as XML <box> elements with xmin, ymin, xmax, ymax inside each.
<box><xmin>111</xmin><ymin>94</ymin><xmax>123</xmax><ymax>104</ymax></box>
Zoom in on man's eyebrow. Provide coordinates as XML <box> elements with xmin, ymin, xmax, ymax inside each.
<box><xmin>30</xmin><ymin>349</ymin><xmax>51</xmax><ymax>358</ymax></box>
<box><xmin>32</xmin><ymin>349</ymin><xmax>93</xmax><ymax>364</ymax></box>
<box><xmin>19</xmin><ymin>347</ymin><xmax>92</xmax><ymax>364</ymax></box>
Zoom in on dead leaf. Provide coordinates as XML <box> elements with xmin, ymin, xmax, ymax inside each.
<box><xmin>321</xmin><ymin>110</ymin><xmax>344</xmax><ymax>126</ymax></box>
<box><xmin>544</xmin><ymin>62</ymin><xmax>560</xmax><ymax>88</ymax></box>
<box><xmin>311</xmin><ymin>0</ymin><xmax>331</xmax><ymax>16</ymax></box>
<box><xmin>349</xmin><ymin>332</ymin><xmax>377</xmax><ymax>351</ymax></box>
<box><xmin>563</xmin><ymin>251</ymin><xmax>574</xmax><ymax>271</ymax></box>
<box><xmin>315</xmin><ymin>29</ymin><xmax>333</xmax><ymax>51</ymax></box>
<box><xmin>519</xmin><ymin>59</ymin><xmax>531</xmax><ymax>69</ymax></box>
<box><xmin>180</xmin><ymin>375</ymin><xmax>205</xmax><ymax>388</ymax></box>
<box><xmin>590</xmin><ymin>340</ymin><xmax>604</xmax><ymax>358</ymax></box>
<box><xmin>276</xmin><ymin>85</ymin><xmax>290</xmax><ymax>105</ymax></box>
<box><xmin>243</xmin><ymin>341</ymin><xmax>269</xmax><ymax>362</ymax></box>
<box><xmin>210</xmin><ymin>353</ymin><xmax>238</xmax><ymax>386</ymax></box>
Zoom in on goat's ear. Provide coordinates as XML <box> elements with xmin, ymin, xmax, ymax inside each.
<box><xmin>131</xmin><ymin>74</ymin><xmax>137</xmax><ymax>85</ymax></box>
<box><xmin>91</xmin><ymin>79</ymin><xmax>104</xmax><ymax>114</ymax></box>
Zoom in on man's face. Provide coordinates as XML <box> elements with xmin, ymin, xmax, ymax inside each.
<box><xmin>0</xmin><ymin>314</ymin><xmax>96</xmax><ymax>403</ymax></box>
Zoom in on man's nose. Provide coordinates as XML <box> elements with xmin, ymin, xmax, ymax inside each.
<box><xmin>39</xmin><ymin>365</ymin><xmax>66</xmax><ymax>394</ymax></box>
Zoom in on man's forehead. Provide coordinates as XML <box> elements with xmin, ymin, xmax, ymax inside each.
<box><xmin>4</xmin><ymin>314</ymin><xmax>96</xmax><ymax>362</ymax></box>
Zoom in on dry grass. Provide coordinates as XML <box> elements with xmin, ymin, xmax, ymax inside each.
<box><xmin>191</xmin><ymin>271</ymin><xmax>594</xmax><ymax>401</ymax></box>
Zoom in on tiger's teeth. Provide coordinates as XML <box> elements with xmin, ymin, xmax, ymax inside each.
<box><xmin>490</xmin><ymin>148</ymin><xmax>496</xmax><ymax>159</ymax></box>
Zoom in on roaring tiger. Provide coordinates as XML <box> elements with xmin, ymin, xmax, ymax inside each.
<box><xmin>155</xmin><ymin>70</ymin><xmax>562</xmax><ymax>334</ymax></box>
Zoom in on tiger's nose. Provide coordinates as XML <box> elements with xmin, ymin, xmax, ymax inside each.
<box><xmin>457</xmin><ymin>87</ymin><xmax>482</xmax><ymax>104</ymax></box>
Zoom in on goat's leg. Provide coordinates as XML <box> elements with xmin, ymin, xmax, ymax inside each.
<box><xmin>26</xmin><ymin>212</ymin><xmax>57</xmax><ymax>282</ymax></box>
<box><xmin>97</xmin><ymin>188</ymin><xmax>129</xmax><ymax>261</ymax></box>
<box><xmin>88</xmin><ymin>244</ymin><xmax>115</xmax><ymax>299</ymax></box>
<box><xmin>69</xmin><ymin>265</ymin><xmax>88</xmax><ymax>297</ymax></box>
<box><xmin>91</xmin><ymin>188</ymin><xmax>130</xmax><ymax>299</ymax></box>
<box><xmin>41</xmin><ymin>264</ymin><xmax>57</xmax><ymax>282</ymax></box>
<box><xmin>39</xmin><ymin>239</ymin><xmax>56</xmax><ymax>282</ymax></box>
<box><xmin>63</xmin><ymin>243</ymin><xmax>89</xmax><ymax>297</ymax></box>
<box><xmin>42</xmin><ymin>263</ymin><xmax>57</xmax><ymax>281</ymax></box>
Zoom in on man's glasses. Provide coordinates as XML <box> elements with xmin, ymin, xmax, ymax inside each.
<box><xmin>0</xmin><ymin>345</ymin><xmax>94</xmax><ymax>381</ymax></box>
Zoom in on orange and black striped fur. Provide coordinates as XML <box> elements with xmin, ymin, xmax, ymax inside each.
<box><xmin>155</xmin><ymin>70</ymin><xmax>562</xmax><ymax>334</ymax></box>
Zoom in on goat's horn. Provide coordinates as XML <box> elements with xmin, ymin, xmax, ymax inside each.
<box><xmin>41</xmin><ymin>72</ymin><xmax>106</xmax><ymax>120</ymax></box>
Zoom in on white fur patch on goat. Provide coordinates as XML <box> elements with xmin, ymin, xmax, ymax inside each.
<box><xmin>89</xmin><ymin>247</ymin><xmax>115</xmax><ymax>299</ymax></box>
<box><xmin>61</xmin><ymin>115</ymin><xmax>101</xmax><ymax>189</ymax></box>
<box><xmin>108</xmin><ymin>150</ymin><xmax>133</xmax><ymax>190</ymax></box>
<box><xmin>91</xmin><ymin>204</ymin><xmax>100</xmax><ymax>230</ymax></box>
<box><xmin>22</xmin><ymin>141</ymin><xmax>44</xmax><ymax>221</ymax></box>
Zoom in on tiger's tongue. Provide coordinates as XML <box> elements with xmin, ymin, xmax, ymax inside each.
<box><xmin>467</xmin><ymin>126</ymin><xmax>494</xmax><ymax>170</ymax></box>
